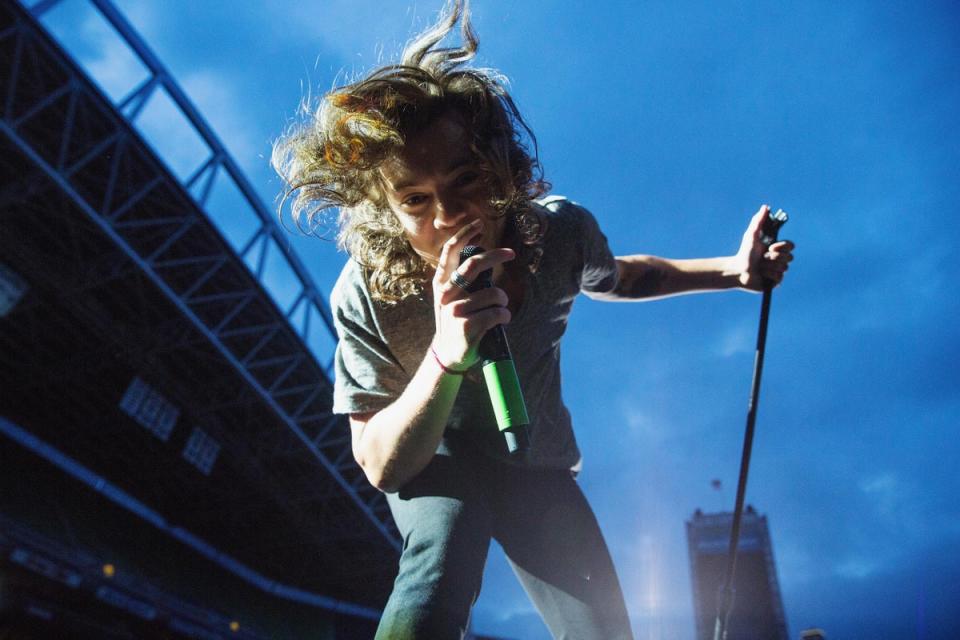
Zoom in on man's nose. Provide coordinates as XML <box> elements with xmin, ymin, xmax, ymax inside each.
<box><xmin>433</xmin><ymin>194</ymin><xmax>468</xmax><ymax>229</ymax></box>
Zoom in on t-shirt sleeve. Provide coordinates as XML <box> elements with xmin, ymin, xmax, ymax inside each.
<box><xmin>330</xmin><ymin>266</ymin><xmax>407</xmax><ymax>415</ymax></box>
<box><xmin>574</xmin><ymin>203</ymin><xmax>620</xmax><ymax>294</ymax></box>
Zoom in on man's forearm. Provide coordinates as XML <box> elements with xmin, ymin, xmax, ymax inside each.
<box><xmin>353</xmin><ymin>350</ymin><xmax>462</xmax><ymax>492</ymax></box>
<box><xmin>590</xmin><ymin>255</ymin><xmax>742</xmax><ymax>301</ymax></box>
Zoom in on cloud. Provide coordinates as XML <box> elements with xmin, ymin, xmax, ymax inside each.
<box><xmin>789</xmin><ymin>534</ymin><xmax>960</xmax><ymax>638</ymax></box>
<box><xmin>715</xmin><ymin>321</ymin><xmax>753</xmax><ymax>358</ymax></box>
<box><xmin>180</xmin><ymin>70</ymin><xmax>260</xmax><ymax>175</ymax></box>
<box><xmin>859</xmin><ymin>473</ymin><xmax>902</xmax><ymax>515</ymax></box>
<box><xmin>834</xmin><ymin>556</ymin><xmax>881</xmax><ymax>580</ymax></box>
<box><xmin>272</xmin><ymin>2</ymin><xmax>428</xmax><ymax>72</ymax></box>
<box><xmin>848</xmin><ymin>245</ymin><xmax>949</xmax><ymax>332</ymax></box>
<box><xmin>621</xmin><ymin>400</ymin><xmax>668</xmax><ymax>444</ymax></box>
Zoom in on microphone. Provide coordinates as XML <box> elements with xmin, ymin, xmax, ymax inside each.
<box><xmin>760</xmin><ymin>208</ymin><xmax>789</xmax><ymax>289</ymax></box>
<box><xmin>459</xmin><ymin>245</ymin><xmax>530</xmax><ymax>455</ymax></box>
<box><xmin>759</xmin><ymin>208</ymin><xmax>789</xmax><ymax>248</ymax></box>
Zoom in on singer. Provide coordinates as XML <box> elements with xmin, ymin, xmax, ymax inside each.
<box><xmin>273</xmin><ymin>2</ymin><xmax>794</xmax><ymax>638</ymax></box>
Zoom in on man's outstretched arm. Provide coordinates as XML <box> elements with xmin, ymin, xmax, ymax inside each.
<box><xmin>587</xmin><ymin>204</ymin><xmax>795</xmax><ymax>302</ymax></box>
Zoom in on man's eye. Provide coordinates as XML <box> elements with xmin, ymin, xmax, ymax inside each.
<box><xmin>403</xmin><ymin>194</ymin><xmax>428</xmax><ymax>206</ymax></box>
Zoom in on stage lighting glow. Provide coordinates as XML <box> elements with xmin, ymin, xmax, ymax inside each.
<box><xmin>230</xmin><ymin>620</ymin><xmax>240</xmax><ymax>632</ymax></box>
<box><xmin>641</xmin><ymin>535</ymin><xmax>661</xmax><ymax>613</ymax></box>
<box><xmin>102</xmin><ymin>563</ymin><xmax>115</xmax><ymax>578</ymax></box>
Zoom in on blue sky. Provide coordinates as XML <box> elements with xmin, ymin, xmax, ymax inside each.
<box><xmin>35</xmin><ymin>0</ymin><xmax>960</xmax><ymax>638</ymax></box>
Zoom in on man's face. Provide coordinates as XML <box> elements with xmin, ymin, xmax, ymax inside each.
<box><xmin>379</xmin><ymin>115</ymin><xmax>504</xmax><ymax>267</ymax></box>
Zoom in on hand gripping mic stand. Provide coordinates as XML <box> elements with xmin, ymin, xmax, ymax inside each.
<box><xmin>712</xmin><ymin>208</ymin><xmax>788</xmax><ymax>640</ymax></box>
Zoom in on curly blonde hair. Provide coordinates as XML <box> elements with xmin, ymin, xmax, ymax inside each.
<box><xmin>272</xmin><ymin>0</ymin><xmax>548</xmax><ymax>303</ymax></box>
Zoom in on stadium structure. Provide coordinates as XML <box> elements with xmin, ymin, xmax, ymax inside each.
<box><xmin>686</xmin><ymin>506</ymin><xmax>789</xmax><ymax>640</ymax></box>
<box><xmin>0</xmin><ymin>0</ymin><xmax>402</xmax><ymax>637</ymax></box>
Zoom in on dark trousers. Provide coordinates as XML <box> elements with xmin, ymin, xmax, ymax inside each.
<box><xmin>375</xmin><ymin>449</ymin><xmax>633</xmax><ymax>640</ymax></box>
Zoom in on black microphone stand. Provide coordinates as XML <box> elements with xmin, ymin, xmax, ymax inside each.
<box><xmin>712</xmin><ymin>208</ymin><xmax>788</xmax><ymax>640</ymax></box>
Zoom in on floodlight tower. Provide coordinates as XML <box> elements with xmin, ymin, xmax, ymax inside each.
<box><xmin>686</xmin><ymin>507</ymin><xmax>788</xmax><ymax>640</ymax></box>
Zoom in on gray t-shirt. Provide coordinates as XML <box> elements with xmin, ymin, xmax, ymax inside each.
<box><xmin>331</xmin><ymin>196</ymin><xmax>619</xmax><ymax>470</ymax></box>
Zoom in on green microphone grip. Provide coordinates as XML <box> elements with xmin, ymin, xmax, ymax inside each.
<box><xmin>481</xmin><ymin>356</ymin><xmax>530</xmax><ymax>453</ymax></box>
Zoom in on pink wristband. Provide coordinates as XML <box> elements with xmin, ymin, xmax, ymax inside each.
<box><xmin>430</xmin><ymin>346</ymin><xmax>469</xmax><ymax>376</ymax></box>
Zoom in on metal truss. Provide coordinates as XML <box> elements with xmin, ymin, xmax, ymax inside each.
<box><xmin>1</xmin><ymin>0</ymin><xmax>399</xmax><ymax>551</ymax></box>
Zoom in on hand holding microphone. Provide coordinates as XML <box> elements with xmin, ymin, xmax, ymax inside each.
<box><xmin>429</xmin><ymin>220</ymin><xmax>514</xmax><ymax>372</ymax></box>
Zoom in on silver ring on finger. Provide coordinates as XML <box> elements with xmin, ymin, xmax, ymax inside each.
<box><xmin>451</xmin><ymin>271</ymin><xmax>473</xmax><ymax>291</ymax></box>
